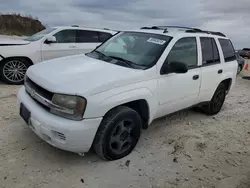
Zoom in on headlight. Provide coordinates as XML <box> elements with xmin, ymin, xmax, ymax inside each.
<box><xmin>50</xmin><ymin>94</ymin><xmax>87</xmax><ymax>120</ymax></box>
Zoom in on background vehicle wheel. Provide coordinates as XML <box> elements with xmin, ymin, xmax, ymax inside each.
<box><xmin>237</xmin><ymin>65</ymin><xmax>243</xmax><ymax>74</ymax></box>
<box><xmin>93</xmin><ymin>106</ymin><xmax>142</xmax><ymax>161</ymax></box>
<box><xmin>202</xmin><ymin>83</ymin><xmax>226</xmax><ymax>115</ymax></box>
<box><xmin>0</xmin><ymin>57</ymin><xmax>32</xmax><ymax>85</ymax></box>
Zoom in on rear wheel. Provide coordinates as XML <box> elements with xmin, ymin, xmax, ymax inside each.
<box><xmin>93</xmin><ymin>106</ymin><xmax>142</xmax><ymax>161</ymax></box>
<box><xmin>202</xmin><ymin>83</ymin><xmax>226</xmax><ymax>115</ymax></box>
<box><xmin>0</xmin><ymin>58</ymin><xmax>32</xmax><ymax>85</ymax></box>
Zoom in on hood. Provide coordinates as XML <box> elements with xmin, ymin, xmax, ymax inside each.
<box><xmin>0</xmin><ymin>38</ymin><xmax>30</xmax><ymax>45</ymax></box>
<box><xmin>27</xmin><ymin>54</ymin><xmax>145</xmax><ymax>96</ymax></box>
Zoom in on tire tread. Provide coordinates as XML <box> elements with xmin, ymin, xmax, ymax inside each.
<box><xmin>93</xmin><ymin>106</ymin><xmax>141</xmax><ymax>161</ymax></box>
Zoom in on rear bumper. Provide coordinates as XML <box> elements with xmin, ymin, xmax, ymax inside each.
<box><xmin>17</xmin><ymin>86</ymin><xmax>102</xmax><ymax>153</ymax></box>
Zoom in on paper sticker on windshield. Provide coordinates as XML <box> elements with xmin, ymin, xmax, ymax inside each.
<box><xmin>147</xmin><ymin>38</ymin><xmax>166</xmax><ymax>45</ymax></box>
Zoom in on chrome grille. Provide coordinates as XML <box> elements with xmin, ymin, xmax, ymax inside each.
<box><xmin>24</xmin><ymin>76</ymin><xmax>71</xmax><ymax>113</ymax></box>
<box><xmin>25</xmin><ymin>77</ymin><xmax>53</xmax><ymax>100</ymax></box>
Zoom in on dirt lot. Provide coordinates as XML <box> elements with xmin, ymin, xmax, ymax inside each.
<box><xmin>0</xmin><ymin>76</ymin><xmax>250</xmax><ymax>188</ymax></box>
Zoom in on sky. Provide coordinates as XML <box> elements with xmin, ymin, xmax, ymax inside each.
<box><xmin>0</xmin><ymin>0</ymin><xmax>249</xmax><ymax>49</ymax></box>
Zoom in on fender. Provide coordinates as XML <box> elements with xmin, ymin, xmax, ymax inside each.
<box><xmin>209</xmin><ymin>75</ymin><xmax>234</xmax><ymax>101</ymax></box>
<box><xmin>85</xmin><ymin>87</ymin><xmax>158</xmax><ymax>124</ymax></box>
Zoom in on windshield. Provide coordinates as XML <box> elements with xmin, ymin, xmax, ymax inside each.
<box><xmin>87</xmin><ymin>31</ymin><xmax>172</xmax><ymax>69</ymax></box>
<box><xmin>25</xmin><ymin>28</ymin><xmax>56</xmax><ymax>41</ymax></box>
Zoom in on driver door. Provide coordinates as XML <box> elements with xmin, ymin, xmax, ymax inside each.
<box><xmin>156</xmin><ymin>37</ymin><xmax>202</xmax><ymax>117</ymax></box>
<box><xmin>41</xmin><ymin>29</ymin><xmax>77</xmax><ymax>61</ymax></box>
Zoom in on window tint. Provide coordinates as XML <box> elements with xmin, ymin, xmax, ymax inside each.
<box><xmin>212</xmin><ymin>39</ymin><xmax>220</xmax><ymax>62</ymax></box>
<box><xmin>166</xmin><ymin>37</ymin><xmax>197</xmax><ymax>68</ymax></box>
<box><xmin>200</xmin><ymin>38</ymin><xmax>213</xmax><ymax>64</ymax></box>
<box><xmin>53</xmin><ymin>30</ymin><xmax>76</xmax><ymax>43</ymax></box>
<box><xmin>98</xmin><ymin>32</ymin><xmax>112</xmax><ymax>42</ymax></box>
<box><xmin>219</xmin><ymin>39</ymin><xmax>236</xmax><ymax>62</ymax></box>
<box><xmin>200</xmin><ymin>37</ymin><xmax>221</xmax><ymax>64</ymax></box>
<box><xmin>76</xmin><ymin>30</ymin><xmax>99</xmax><ymax>43</ymax></box>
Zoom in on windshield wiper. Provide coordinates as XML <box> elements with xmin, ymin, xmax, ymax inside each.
<box><xmin>92</xmin><ymin>50</ymin><xmax>107</xmax><ymax>57</ymax></box>
<box><xmin>108</xmin><ymin>56</ymin><xmax>135</xmax><ymax>68</ymax></box>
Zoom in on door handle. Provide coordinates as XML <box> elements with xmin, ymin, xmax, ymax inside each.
<box><xmin>193</xmin><ymin>75</ymin><xmax>199</xmax><ymax>80</ymax></box>
<box><xmin>69</xmin><ymin>45</ymin><xmax>76</xmax><ymax>48</ymax></box>
<box><xmin>218</xmin><ymin>69</ymin><xmax>223</xmax><ymax>74</ymax></box>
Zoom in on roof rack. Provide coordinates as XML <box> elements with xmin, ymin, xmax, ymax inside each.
<box><xmin>140</xmin><ymin>25</ymin><xmax>226</xmax><ymax>37</ymax></box>
<box><xmin>140</xmin><ymin>26</ymin><xmax>168</xmax><ymax>33</ymax></box>
<box><xmin>71</xmin><ymin>25</ymin><xmax>79</xmax><ymax>27</ymax></box>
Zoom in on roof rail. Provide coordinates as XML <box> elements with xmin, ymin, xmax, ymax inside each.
<box><xmin>140</xmin><ymin>26</ymin><xmax>168</xmax><ymax>33</ymax></box>
<box><xmin>185</xmin><ymin>29</ymin><xmax>226</xmax><ymax>37</ymax></box>
<box><xmin>71</xmin><ymin>25</ymin><xmax>79</xmax><ymax>27</ymax></box>
<box><xmin>140</xmin><ymin>25</ymin><xmax>226</xmax><ymax>37</ymax></box>
<box><xmin>152</xmin><ymin>25</ymin><xmax>200</xmax><ymax>30</ymax></box>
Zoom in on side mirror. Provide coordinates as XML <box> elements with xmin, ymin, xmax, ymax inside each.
<box><xmin>44</xmin><ymin>36</ymin><xmax>56</xmax><ymax>44</ymax></box>
<box><xmin>161</xmin><ymin>61</ymin><xmax>188</xmax><ymax>74</ymax></box>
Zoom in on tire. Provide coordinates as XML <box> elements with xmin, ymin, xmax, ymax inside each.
<box><xmin>93</xmin><ymin>106</ymin><xmax>142</xmax><ymax>161</ymax></box>
<box><xmin>202</xmin><ymin>83</ymin><xmax>226</xmax><ymax>115</ymax></box>
<box><xmin>237</xmin><ymin>65</ymin><xmax>243</xmax><ymax>74</ymax></box>
<box><xmin>0</xmin><ymin>57</ymin><xmax>32</xmax><ymax>85</ymax></box>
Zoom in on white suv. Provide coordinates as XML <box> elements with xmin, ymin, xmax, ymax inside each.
<box><xmin>17</xmin><ymin>26</ymin><xmax>238</xmax><ymax>160</ymax></box>
<box><xmin>0</xmin><ymin>26</ymin><xmax>117</xmax><ymax>84</ymax></box>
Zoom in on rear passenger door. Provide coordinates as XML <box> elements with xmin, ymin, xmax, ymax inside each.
<box><xmin>75</xmin><ymin>30</ymin><xmax>113</xmax><ymax>54</ymax></box>
<box><xmin>218</xmin><ymin>38</ymin><xmax>238</xmax><ymax>84</ymax></box>
<box><xmin>197</xmin><ymin>37</ymin><xmax>224</xmax><ymax>102</ymax></box>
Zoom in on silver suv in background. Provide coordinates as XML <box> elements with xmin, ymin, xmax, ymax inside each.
<box><xmin>238</xmin><ymin>48</ymin><xmax>250</xmax><ymax>59</ymax></box>
<box><xmin>235</xmin><ymin>52</ymin><xmax>245</xmax><ymax>74</ymax></box>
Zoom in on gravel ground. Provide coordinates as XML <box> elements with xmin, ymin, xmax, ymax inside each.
<box><xmin>0</xmin><ymin>76</ymin><xmax>250</xmax><ymax>188</ymax></box>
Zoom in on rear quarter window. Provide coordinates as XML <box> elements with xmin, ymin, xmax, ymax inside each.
<box><xmin>218</xmin><ymin>39</ymin><xmax>236</xmax><ymax>62</ymax></box>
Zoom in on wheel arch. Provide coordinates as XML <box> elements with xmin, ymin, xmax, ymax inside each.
<box><xmin>220</xmin><ymin>78</ymin><xmax>232</xmax><ymax>94</ymax></box>
<box><xmin>0</xmin><ymin>56</ymin><xmax>34</xmax><ymax>65</ymax></box>
<box><xmin>93</xmin><ymin>88</ymin><xmax>157</xmax><ymax>129</ymax></box>
<box><xmin>104</xmin><ymin>99</ymin><xmax>150</xmax><ymax>129</ymax></box>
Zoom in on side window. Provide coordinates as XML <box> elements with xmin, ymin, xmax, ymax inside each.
<box><xmin>218</xmin><ymin>39</ymin><xmax>236</xmax><ymax>62</ymax></box>
<box><xmin>53</xmin><ymin>30</ymin><xmax>76</xmax><ymax>43</ymax></box>
<box><xmin>76</xmin><ymin>30</ymin><xmax>99</xmax><ymax>43</ymax></box>
<box><xmin>98</xmin><ymin>32</ymin><xmax>113</xmax><ymax>43</ymax></box>
<box><xmin>212</xmin><ymin>39</ymin><xmax>220</xmax><ymax>62</ymax></box>
<box><xmin>200</xmin><ymin>38</ymin><xmax>213</xmax><ymax>64</ymax></box>
<box><xmin>166</xmin><ymin>37</ymin><xmax>197</xmax><ymax>68</ymax></box>
<box><xmin>200</xmin><ymin>37</ymin><xmax>220</xmax><ymax>65</ymax></box>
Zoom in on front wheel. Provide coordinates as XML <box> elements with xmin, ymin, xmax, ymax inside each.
<box><xmin>0</xmin><ymin>58</ymin><xmax>32</xmax><ymax>85</ymax></box>
<box><xmin>93</xmin><ymin>106</ymin><xmax>142</xmax><ymax>161</ymax></box>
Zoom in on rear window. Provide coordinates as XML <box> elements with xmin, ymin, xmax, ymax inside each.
<box><xmin>218</xmin><ymin>39</ymin><xmax>236</xmax><ymax>62</ymax></box>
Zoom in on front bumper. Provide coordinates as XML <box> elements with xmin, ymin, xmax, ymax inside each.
<box><xmin>17</xmin><ymin>86</ymin><xmax>102</xmax><ymax>153</ymax></box>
